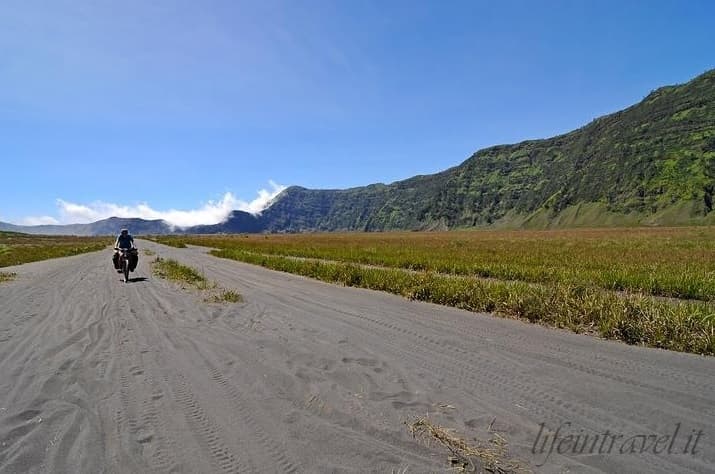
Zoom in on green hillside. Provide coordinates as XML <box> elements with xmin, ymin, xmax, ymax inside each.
<box><xmin>262</xmin><ymin>69</ymin><xmax>715</xmax><ymax>231</ymax></box>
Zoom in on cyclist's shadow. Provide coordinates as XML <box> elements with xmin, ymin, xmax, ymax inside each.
<box><xmin>120</xmin><ymin>277</ymin><xmax>149</xmax><ymax>283</ymax></box>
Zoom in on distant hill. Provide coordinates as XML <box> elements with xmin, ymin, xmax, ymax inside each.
<box><xmin>0</xmin><ymin>217</ymin><xmax>173</xmax><ymax>236</ymax></box>
<box><xmin>4</xmin><ymin>69</ymin><xmax>714</xmax><ymax>235</ymax></box>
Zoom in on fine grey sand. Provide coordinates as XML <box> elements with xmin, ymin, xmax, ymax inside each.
<box><xmin>0</xmin><ymin>240</ymin><xmax>713</xmax><ymax>473</ymax></box>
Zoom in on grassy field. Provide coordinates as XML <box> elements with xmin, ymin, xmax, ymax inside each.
<box><xmin>152</xmin><ymin>227</ymin><xmax>715</xmax><ymax>300</ymax></box>
<box><xmin>152</xmin><ymin>228</ymin><xmax>715</xmax><ymax>355</ymax></box>
<box><xmin>0</xmin><ymin>231</ymin><xmax>111</xmax><ymax>268</ymax></box>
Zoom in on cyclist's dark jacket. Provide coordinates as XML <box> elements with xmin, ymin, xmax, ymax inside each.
<box><xmin>114</xmin><ymin>234</ymin><xmax>134</xmax><ymax>249</ymax></box>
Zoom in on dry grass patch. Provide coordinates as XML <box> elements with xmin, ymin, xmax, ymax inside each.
<box><xmin>407</xmin><ymin>417</ymin><xmax>529</xmax><ymax>473</ymax></box>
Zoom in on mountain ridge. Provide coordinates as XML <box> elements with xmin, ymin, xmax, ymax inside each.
<box><xmin>4</xmin><ymin>68</ymin><xmax>714</xmax><ymax>235</ymax></box>
<box><xmin>256</xmin><ymin>68</ymin><xmax>715</xmax><ymax>231</ymax></box>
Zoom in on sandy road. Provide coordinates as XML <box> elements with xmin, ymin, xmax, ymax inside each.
<box><xmin>0</xmin><ymin>239</ymin><xmax>713</xmax><ymax>473</ymax></box>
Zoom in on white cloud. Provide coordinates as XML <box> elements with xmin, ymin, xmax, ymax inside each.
<box><xmin>20</xmin><ymin>181</ymin><xmax>286</xmax><ymax>228</ymax></box>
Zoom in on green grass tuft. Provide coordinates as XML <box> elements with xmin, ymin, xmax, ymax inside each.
<box><xmin>152</xmin><ymin>257</ymin><xmax>206</xmax><ymax>285</ymax></box>
<box><xmin>152</xmin><ymin>256</ymin><xmax>242</xmax><ymax>303</ymax></box>
<box><xmin>204</xmin><ymin>289</ymin><xmax>244</xmax><ymax>304</ymax></box>
<box><xmin>217</xmin><ymin>289</ymin><xmax>243</xmax><ymax>303</ymax></box>
<box><xmin>0</xmin><ymin>271</ymin><xmax>16</xmax><ymax>283</ymax></box>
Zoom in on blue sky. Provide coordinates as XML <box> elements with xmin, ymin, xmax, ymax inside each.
<box><xmin>1</xmin><ymin>0</ymin><xmax>713</xmax><ymax>225</ymax></box>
